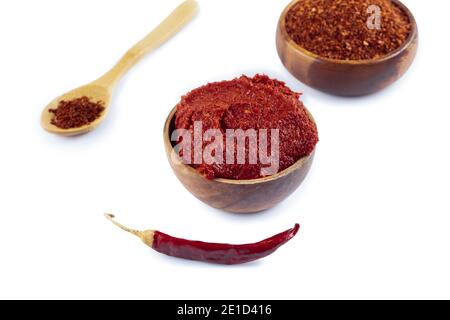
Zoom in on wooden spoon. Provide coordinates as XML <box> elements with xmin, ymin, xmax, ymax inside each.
<box><xmin>41</xmin><ymin>0</ymin><xmax>199</xmax><ymax>136</ymax></box>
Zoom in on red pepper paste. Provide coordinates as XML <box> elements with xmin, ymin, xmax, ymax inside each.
<box><xmin>174</xmin><ymin>75</ymin><xmax>318</xmax><ymax>180</ymax></box>
<box><xmin>49</xmin><ymin>96</ymin><xmax>105</xmax><ymax>129</ymax></box>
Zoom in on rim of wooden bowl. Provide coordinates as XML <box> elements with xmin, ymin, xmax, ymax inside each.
<box><xmin>163</xmin><ymin>105</ymin><xmax>316</xmax><ymax>185</ymax></box>
<box><xmin>278</xmin><ymin>0</ymin><xmax>418</xmax><ymax>66</ymax></box>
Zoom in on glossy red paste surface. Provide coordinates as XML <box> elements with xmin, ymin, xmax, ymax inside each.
<box><xmin>175</xmin><ymin>75</ymin><xmax>318</xmax><ymax>180</ymax></box>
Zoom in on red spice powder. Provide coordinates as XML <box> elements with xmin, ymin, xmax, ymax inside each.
<box><xmin>285</xmin><ymin>0</ymin><xmax>411</xmax><ymax>60</ymax></box>
<box><xmin>175</xmin><ymin>75</ymin><xmax>318</xmax><ymax>180</ymax></box>
<box><xmin>49</xmin><ymin>96</ymin><xmax>105</xmax><ymax>129</ymax></box>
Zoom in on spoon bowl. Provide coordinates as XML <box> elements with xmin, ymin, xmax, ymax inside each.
<box><xmin>41</xmin><ymin>84</ymin><xmax>112</xmax><ymax>136</ymax></box>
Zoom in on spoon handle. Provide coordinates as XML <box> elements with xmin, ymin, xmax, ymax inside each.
<box><xmin>94</xmin><ymin>0</ymin><xmax>199</xmax><ymax>88</ymax></box>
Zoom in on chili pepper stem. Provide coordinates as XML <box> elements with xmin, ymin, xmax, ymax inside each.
<box><xmin>104</xmin><ymin>214</ymin><xmax>155</xmax><ymax>247</ymax></box>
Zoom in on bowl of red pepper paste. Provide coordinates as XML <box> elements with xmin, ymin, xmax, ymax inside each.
<box><xmin>164</xmin><ymin>75</ymin><xmax>318</xmax><ymax>213</ymax></box>
<box><xmin>276</xmin><ymin>0</ymin><xmax>418</xmax><ymax>96</ymax></box>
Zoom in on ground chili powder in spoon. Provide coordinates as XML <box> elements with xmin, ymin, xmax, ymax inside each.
<box><xmin>49</xmin><ymin>96</ymin><xmax>105</xmax><ymax>129</ymax></box>
<box><xmin>285</xmin><ymin>0</ymin><xmax>411</xmax><ymax>60</ymax></box>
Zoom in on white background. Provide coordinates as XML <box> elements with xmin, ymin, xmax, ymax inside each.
<box><xmin>0</xmin><ymin>0</ymin><xmax>449</xmax><ymax>300</ymax></box>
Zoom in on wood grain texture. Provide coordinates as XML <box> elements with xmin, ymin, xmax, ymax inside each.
<box><xmin>164</xmin><ymin>107</ymin><xmax>316</xmax><ymax>213</ymax></box>
<box><xmin>276</xmin><ymin>0</ymin><xmax>418</xmax><ymax>97</ymax></box>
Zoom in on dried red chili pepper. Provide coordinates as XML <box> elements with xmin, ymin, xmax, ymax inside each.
<box><xmin>105</xmin><ymin>214</ymin><xmax>300</xmax><ymax>265</ymax></box>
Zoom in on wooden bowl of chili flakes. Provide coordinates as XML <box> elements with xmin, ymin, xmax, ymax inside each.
<box><xmin>276</xmin><ymin>0</ymin><xmax>418</xmax><ymax>96</ymax></box>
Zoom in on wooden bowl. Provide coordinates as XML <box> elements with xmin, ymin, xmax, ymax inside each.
<box><xmin>163</xmin><ymin>106</ymin><xmax>316</xmax><ymax>213</ymax></box>
<box><xmin>276</xmin><ymin>0</ymin><xmax>418</xmax><ymax>96</ymax></box>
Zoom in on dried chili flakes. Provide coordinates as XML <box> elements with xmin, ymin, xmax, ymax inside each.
<box><xmin>285</xmin><ymin>0</ymin><xmax>411</xmax><ymax>60</ymax></box>
<box><xmin>49</xmin><ymin>96</ymin><xmax>105</xmax><ymax>129</ymax></box>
